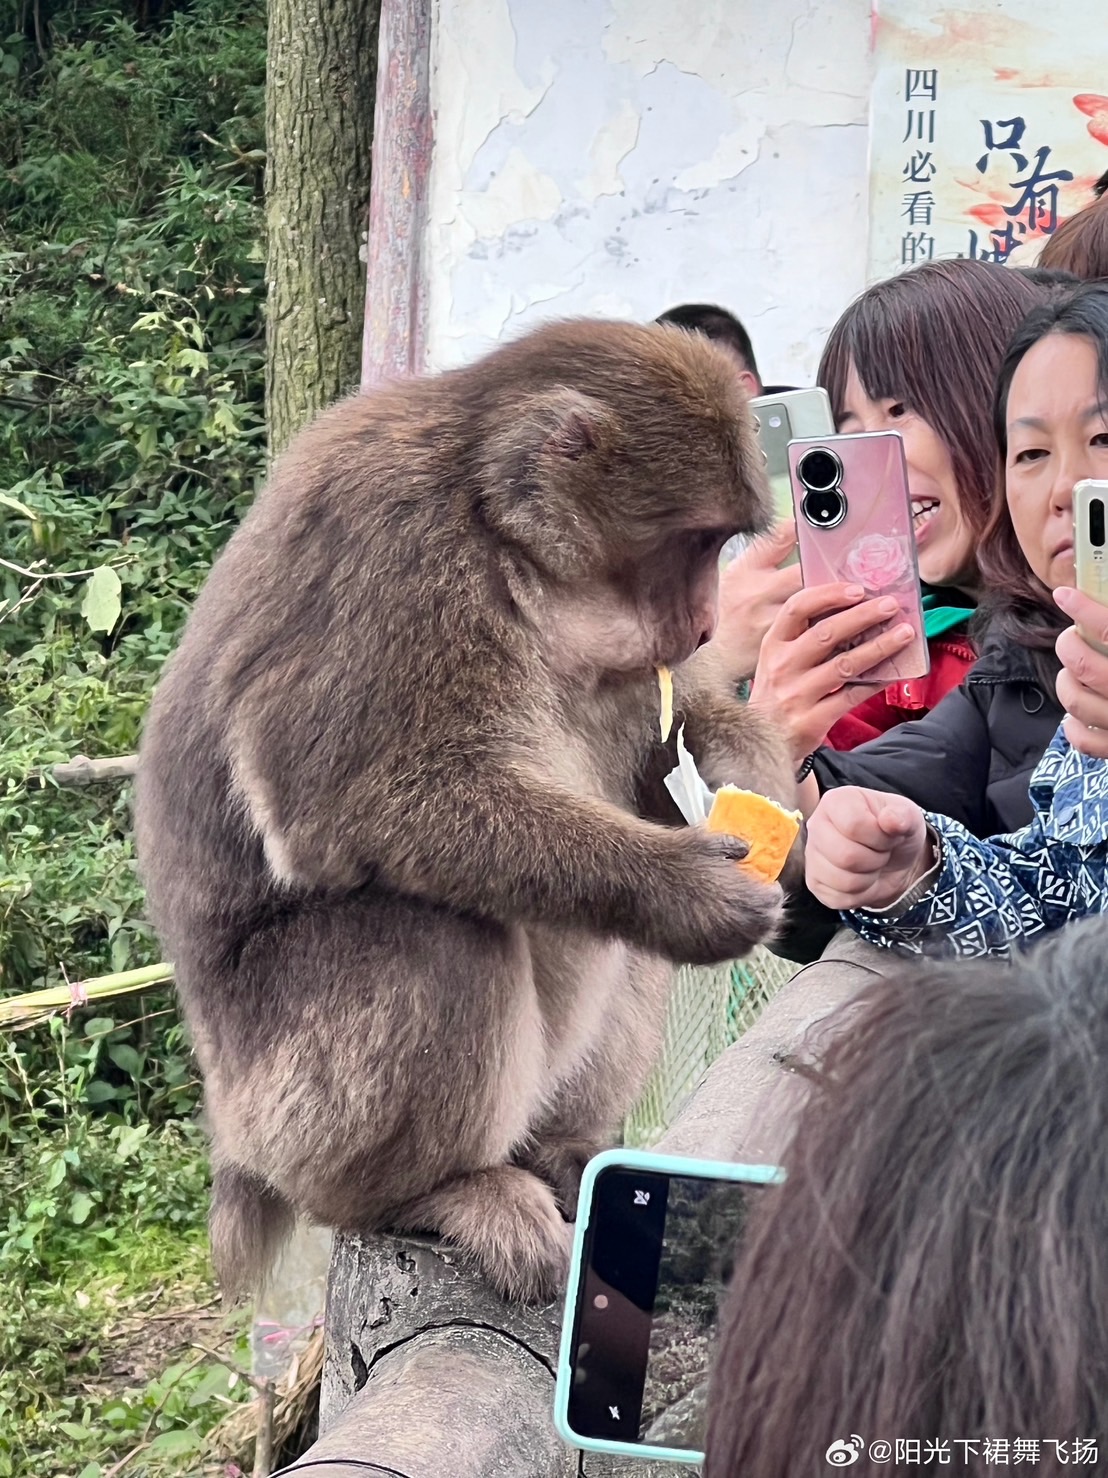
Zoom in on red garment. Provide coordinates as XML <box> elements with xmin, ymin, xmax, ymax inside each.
<box><xmin>823</xmin><ymin>634</ymin><xmax>977</xmax><ymax>751</ymax></box>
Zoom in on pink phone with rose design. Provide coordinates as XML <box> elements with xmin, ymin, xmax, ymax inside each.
<box><xmin>787</xmin><ymin>431</ymin><xmax>929</xmax><ymax>684</ymax></box>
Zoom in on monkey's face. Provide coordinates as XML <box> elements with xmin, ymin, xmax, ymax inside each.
<box><xmin>533</xmin><ymin>518</ymin><xmax>745</xmax><ymax>678</ymax></box>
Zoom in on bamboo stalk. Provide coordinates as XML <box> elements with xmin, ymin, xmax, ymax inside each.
<box><xmin>0</xmin><ymin>962</ymin><xmax>174</xmax><ymax>1030</ymax></box>
<box><xmin>49</xmin><ymin>753</ymin><xmax>138</xmax><ymax>787</ymax></box>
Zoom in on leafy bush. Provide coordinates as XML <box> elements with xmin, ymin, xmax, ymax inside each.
<box><xmin>0</xmin><ymin>1015</ymin><xmax>253</xmax><ymax>1476</ymax></box>
<box><xmin>1</xmin><ymin>5</ymin><xmax>267</xmax><ymax>1470</ymax></box>
<box><xmin>1</xmin><ymin>0</ymin><xmax>265</xmax><ymax>1030</ymax></box>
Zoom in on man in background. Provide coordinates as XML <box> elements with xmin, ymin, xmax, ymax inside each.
<box><xmin>655</xmin><ymin>302</ymin><xmax>796</xmax><ymax>395</ymax></box>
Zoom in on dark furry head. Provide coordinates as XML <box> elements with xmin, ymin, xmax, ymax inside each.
<box><xmin>466</xmin><ymin>318</ymin><xmax>773</xmax><ymax>581</ymax></box>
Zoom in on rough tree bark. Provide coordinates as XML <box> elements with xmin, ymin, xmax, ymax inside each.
<box><xmin>264</xmin><ymin>0</ymin><xmax>381</xmax><ymax>459</ymax></box>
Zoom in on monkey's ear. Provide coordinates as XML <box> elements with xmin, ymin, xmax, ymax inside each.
<box><xmin>479</xmin><ymin>387</ymin><xmax>620</xmax><ymax>571</ymax></box>
<box><xmin>538</xmin><ymin>387</ymin><xmax>614</xmax><ymax>461</ymax></box>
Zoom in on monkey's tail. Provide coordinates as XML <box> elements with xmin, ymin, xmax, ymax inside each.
<box><xmin>209</xmin><ymin>1163</ymin><xmax>296</xmax><ymax>1300</ymax></box>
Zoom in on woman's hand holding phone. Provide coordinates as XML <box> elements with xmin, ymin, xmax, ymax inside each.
<box><xmin>1054</xmin><ymin>585</ymin><xmax>1108</xmax><ymax>758</ymax></box>
<box><xmin>746</xmin><ymin>583</ymin><xmax>918</xmax><ymax>765</ymax></box>
<box><xmin>713</xmin><ymin>519</ymin><xmax>803</xmax><ymax>682</ymax></box>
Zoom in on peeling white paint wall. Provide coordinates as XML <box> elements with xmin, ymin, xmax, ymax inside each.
<box><xmin>424</xmin><ymin>0</ymin><xmax>873</xmax><ymax>385</ymax></box>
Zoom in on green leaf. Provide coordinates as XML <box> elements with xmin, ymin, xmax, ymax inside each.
<box><xmin>114</xmin><ymin>1123</ymin><xmax>148</xmax><ymax>1160</ymax></box>
<box><xmin>84</xmin><ymin>1017</ymin><xmax>116</xmax><ymax>1038</ymax></box>
<box><xmin>45</xmin><ymin>1156</ymin><xmax>68</xmax><ymax>1191</ymax></box>
<box><xmin>0</xmin><ymin>491</ymin><xmax>38</xmax><ymax>520</ymax></box>
<box><xmin>186</xmin><ymin>1363</ymin><xmax>232</xmax><ymax>1405</ymax></box>
<box><xmin>110</xmin><ymin>930</ymin><xmax>131</xmax><ymax>974</ymax></box>
<box><xmin>68</xmin><ymin>1191</ymin><xmax>95</xmax><ymax>1225</ymax></box>
<box><xmin>147</xmin><ymin>1428</ymin><xmax>202</xmax><ymax>1456</ymax></box>
<box><xmin>77</xmin><ymin>1466</ymin><xmax>102</xmax><ymax>1478</ymax></box>
<box><xmin>80</xmin><ymin>565</ymin><xmax>122</xmax><ymax>634</ymax></box>
<box><xmin>108</xmin><ymin>1043</ymin><xmax>143</xmax><ymax>1078</ymax></box>
<box><xmin>84</xmin><ymin>1080</ymin><xmax>118</xmax><ymax>1104</ymax></box>
<box><xmin>58</xmin><ymin>1421</ymin><xmax>91</xmax><ymax>1439</ymax></box>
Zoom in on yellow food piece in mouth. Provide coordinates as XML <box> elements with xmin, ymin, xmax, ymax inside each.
<box><xmin>707</xmin><ymin>785</ymin><xmax>802</xmax><ymax>884</ymax></box>
<box><xmin>657</xmin><ymin>665</ymin><xmax>674</xmax><ymax>743</ymax></box>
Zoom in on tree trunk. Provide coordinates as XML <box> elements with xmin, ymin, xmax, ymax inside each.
<box><xmin>264</xmin><ymin>0</ymin><xmax>381</xmax><ymax>459</ymax></box>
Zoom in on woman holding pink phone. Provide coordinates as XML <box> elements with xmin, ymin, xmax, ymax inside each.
<box><xmin>745</xmin><ymin>262</ymin><xmax>1063</xmax><ymax>753</ymax></box>
<box><xmin>719</xmin><ymin>264</ymin><xmax>1082</xmax><ymax>963</ymax></box>
<box><xmin>803</xmin><ymin>285</ymin><xmax>1108</xmax><ymax>959</ymax></box>
<box><xmin>713</xmin><ymin>261</ymin><xmax>1056</xmax><ymax>740</ymax></box>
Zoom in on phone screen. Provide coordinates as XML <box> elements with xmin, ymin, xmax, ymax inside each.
<box><xmin>565</xmin><ymin>1165</ymin><xmax>760</xmax><ymax>1453</ymax></box>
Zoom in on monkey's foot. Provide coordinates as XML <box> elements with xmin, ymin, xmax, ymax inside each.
<box><xmin>514</xmin><ymin>1134</ymin><xmax>604</xmax><ymax>1221</ymax></box>
<box><xmin>392</xmin><ymin>1164</ymin><xmax>573</xmax><ymax>1305</ymax></box>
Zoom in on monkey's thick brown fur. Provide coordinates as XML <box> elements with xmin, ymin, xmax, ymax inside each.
<box><xmin>133</xmin><ymin>319</ymin><xmax>796</xmax><ymax>1304</ymax></box>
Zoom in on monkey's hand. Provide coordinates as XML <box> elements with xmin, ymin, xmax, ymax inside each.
<box><xmin>638</xmin><ymin>828</ymin><xmax>784</xmax><ymax>965</ymax></box>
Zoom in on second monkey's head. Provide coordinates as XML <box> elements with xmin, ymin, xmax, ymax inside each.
<box><xmin>464</xmin><ymin>317</ymin><xmax>772</xmax><ymax>672</ymax></box>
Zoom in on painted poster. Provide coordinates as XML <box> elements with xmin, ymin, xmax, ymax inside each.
<box><xmin>868</xmin><ymin>3</ymin><xmax>1108</xmax><ymax>281</ymax></box>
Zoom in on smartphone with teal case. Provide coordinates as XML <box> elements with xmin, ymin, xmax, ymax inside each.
<box><xmin>1074</xmin><ymin>479</ymin><xmax>1108</xmax><ymax>655</ymax></box>
<box><xmin>553</xmin><ymin>1147</ymin><xmax>784</xmax><ymax>1465</ymax></box>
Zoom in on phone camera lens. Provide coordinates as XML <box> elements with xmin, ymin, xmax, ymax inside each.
<box><xmin>768</xmin><ymin>413</ymin><xmax>783</xmax><ymax>429</ymax></box>
<box><xmin>1091</xmin><ymin>497</ymin><xmax>1105</xmax><ymax>548</ymax></box>
<box><xmin>797</xmin><ymin>447</ymin><xmax>842</xmax><ymax>494</ymax></box>
<box><xmin>801</xmin><ymin>488</ymin><xmax>848</xmax><ymax>530</ymax></box>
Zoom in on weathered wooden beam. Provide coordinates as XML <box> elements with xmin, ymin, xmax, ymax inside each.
<box><xmin>360</xmin><ymin>0</ymin><xmax>432</xmax><ymax>387</ymax></box>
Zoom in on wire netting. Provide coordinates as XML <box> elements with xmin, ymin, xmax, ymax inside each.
<box><xmin>623</xmin><ymin>947</ymin><xmax>798</xmax><ymax>1147</ymax></box>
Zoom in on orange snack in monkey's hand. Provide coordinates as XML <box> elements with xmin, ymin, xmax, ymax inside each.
<box><xmin>707</xmin><ymin>786</ymin><xmax>802</xmax><ymax>884</ymax></box>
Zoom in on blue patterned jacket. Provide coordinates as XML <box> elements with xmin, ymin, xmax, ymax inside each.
<box><xmin>847</xmin><ymin>725</ymin><xmax>1108</xmax><ymax>959</ymax></box>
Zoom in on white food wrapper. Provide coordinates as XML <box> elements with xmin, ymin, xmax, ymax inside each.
<box><xmin>663</xmin><ymin>724</ymin><xmax>715</xmax><ymax>826</ymax></box>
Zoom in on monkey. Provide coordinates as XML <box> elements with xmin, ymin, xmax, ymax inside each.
<box><xmin>132</xmin><ymin>317</ymin><xmax>799</xmax><ymax>1305</ymax></box>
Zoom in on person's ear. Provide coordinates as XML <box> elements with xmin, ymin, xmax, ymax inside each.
<box><xmin>737</xmin><ymin>368</ymin><xmax>761</xmax><ymax>398</ymax></box>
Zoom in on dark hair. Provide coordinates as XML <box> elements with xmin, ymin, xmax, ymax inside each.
<box><xmin>979</xmin><ymin>281</ymin><xmax>1108</xmax><ymax>670</ymax></box>
<box><xmin>656</xmin><ymin>303</ymin><xmax>759</xmax><ymax>380</ymax></box>
<box><xmin>818</xmin><ymin>259</ymin><xmax>1050</xmax><ymax>544</ymax></box>
<box><xmin>1012</xmin><ymin>264</ymin><xmax>1083</xmax><ymax>290</ymax></box>
<box><xmin>1038</xmin><ymin>194</ymin><xmax>1108</xmax><ymax>280</ymax></box>
<box><xmin>1094</xmin><ymin>167</ymin><xmax>1108</xmax><ymax>200</ymax></box>
<box><xmin>705</xmin><ymin>919</ymin><xmax>1108</xmax><ymax>1477</ymax></box>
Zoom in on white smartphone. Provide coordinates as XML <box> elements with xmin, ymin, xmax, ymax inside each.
<box><xmin>554</xmin><ymin>1148</ymin><xmax>782</xmax><ymax>1466</ymax></box>
<box><xmin>722</xmin><ymin>388</ymin><xmax>835</xmax><ymax>568</ymax></box>
<box><xmin>1074</xmin><ymin>478</ymin><xmax>1108</xmax><ymax>655</ymax></box>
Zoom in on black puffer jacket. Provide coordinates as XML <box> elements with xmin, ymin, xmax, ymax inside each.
<box><xmin>775</xmin><ymin>633</ymin><xmax>1063</xmax><ymax>964</ymax></box>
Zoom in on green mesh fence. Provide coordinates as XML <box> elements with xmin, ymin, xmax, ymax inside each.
<box><xmin>622</xmin><ymin>946</ymin><xmax>799</xmax><ymax>1148</ymax></box>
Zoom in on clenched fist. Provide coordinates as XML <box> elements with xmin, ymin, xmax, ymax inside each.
<box><xmin>805</xmin><ymin>786</ymin><xmax>934</xmax><ymax>912</ymax></box>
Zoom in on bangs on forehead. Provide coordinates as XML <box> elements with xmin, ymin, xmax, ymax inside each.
<box><xmin>820</xmin><ymin>293</ymin><xmax>920</xmax><ymax>421</ymax></box>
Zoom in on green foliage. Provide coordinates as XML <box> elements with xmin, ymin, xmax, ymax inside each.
<box><xmin>0</xmin><ymin>0</ymin><xmax>266</xmax><ymax>1005</ymax></box>
<box><xmin>0</xmin><ymin>4</ymin><xmax>268</xmax><ymax>1472</ymax></box>
<box><xmin>0</xmin><ymin>1018</ymin><xmax>252</xmax><ymax>1476</ymax></box>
